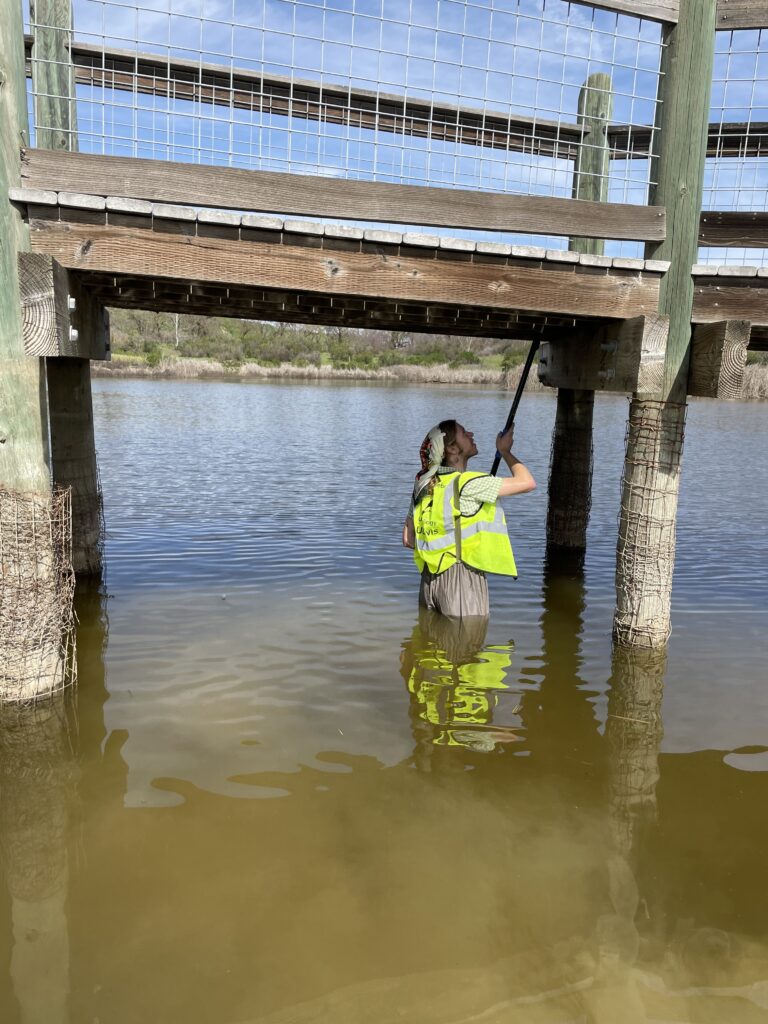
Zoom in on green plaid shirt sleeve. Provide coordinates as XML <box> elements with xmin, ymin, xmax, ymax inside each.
<box><xmin>407</xmin><ymin>469</ymin><xmax>502</xmax><ymax>520</ymax></box>
<box><xmin>459</xmin><ymin>475</ymin><xmax>503</xmax><ymax>515</ymax></box>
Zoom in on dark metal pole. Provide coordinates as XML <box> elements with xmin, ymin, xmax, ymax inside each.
<box><xmin>489</xmin><ymin>338</ymin><xmax>540</xmax><ymax>476</ymax></box>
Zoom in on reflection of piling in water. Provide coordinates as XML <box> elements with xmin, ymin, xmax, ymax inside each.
<box><xmin>580</xmin><ymin>646</ymin><xmax>666</xmax><ymax>1021</ymax></box>
<box><xmin>73</xmin><ymin>576</ymin><xmax>110</xmax><ymax>763</ymax></box>
<box><xmin>0</xmin><ymin>698</ymin><xmax>77</xmax><ymax>1023</ymax></box>
<box><xmin>0</xmin><ymin>489</ymin><xmax>77</xmax><ymax>703</ymax></box>
<box><xmin>519</xmin><ymin>552</ymin><xmax>601</xmax><ymax>772</ymax></box>
<box><xmin>605</xmin><ymin>646</ymin><xmax>665</xmax><ymax>859</ymax></box>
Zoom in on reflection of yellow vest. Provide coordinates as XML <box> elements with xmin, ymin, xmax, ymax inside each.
<box><xmin>413</xmin><ymin>472</ymin><xmax>517</xmax><ymax>578</ymax></box>
<box><xmin>407</xmin><ymin>646</ymin><xmax>512</xmax><ymax>729</ymax></box>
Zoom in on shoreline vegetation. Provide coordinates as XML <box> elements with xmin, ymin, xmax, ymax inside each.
<box><xmin>99</xmin><ymin>309</ymin><xmax>768</xmax><ymax>399</ymax></box>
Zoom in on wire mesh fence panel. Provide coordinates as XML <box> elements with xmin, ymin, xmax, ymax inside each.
<box><xmin>701</xmin><ymin>26</ymin><xmax>768</xmax><ymax>265</ymax></box>
<box><xmin>22</xmin><ymin>2</ymin><xmax>768</xmax><ymax>260</ymax></box>
<box><xmin>24</xmin><ymin>0</ymin><xmax>666</xmax><ymax>253</ymax></box>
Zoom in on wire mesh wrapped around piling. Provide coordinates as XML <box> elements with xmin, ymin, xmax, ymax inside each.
<box><xmin>614</xmin><ymin>399</ymin><xmax>687</xmax><ymax>649</ymax></box>
<box><xmin>0</xmin><ymin>487</ymin><xmax>77</xmax><ymax>703</ymax></box>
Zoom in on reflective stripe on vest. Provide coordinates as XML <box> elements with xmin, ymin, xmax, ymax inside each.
<box><xmin>413</xmin><ymin>471</ymin><xmax>517</xmax><ymax>578</ymax></box>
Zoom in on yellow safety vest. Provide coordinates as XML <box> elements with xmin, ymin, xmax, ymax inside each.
<box><xmin>413</xmin><ymin>471</ymin><xmax>517</xmax><ymax>578</ymax></box>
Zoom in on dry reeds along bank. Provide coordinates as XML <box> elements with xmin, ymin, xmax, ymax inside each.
<box><xmin>90</xmin><ymin>354</ymin><xmax>768</xmax><ymax>399</ymax></box>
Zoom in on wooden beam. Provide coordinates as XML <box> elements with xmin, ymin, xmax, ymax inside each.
<box><xmin>693</xmin><ymin>277</ymin><xmax>768</xmax><ymax>326</ymax></box>
<box><xmin>28</xmin><ymin>220</ymin><xmax>661</xmax><ymax>322</ymax></box>
<box><xmin>689</xmin><ymin>320</ymin><xmax>750</xmax><ymax>398</ymax></box>
<box><xmin>68</xmin><ymin>272</ymin><xmax>110</xmax><ymax>360</ymax></box>
<box><xmin>19</xmin><ymin>251</ymin><xmax>70</xmax><ymax>355</ymax></box>
<box><xmin>716</xmin><ymin>0</ymin><xmax>768</xmax><ymax>28</ymax></box>
<box><xmin>21</xmin><ymin>149</ymin><xmax>667</xmax><ymax>242</ymax></box>
<box><xmin>19</xmin><ymin>246</ymin><xmax>109</xmax><ymax>361</ymax></box>
<box><xmin>74</xmin><ymin>270</ymin><xmax>585</xmax><ymax>338</ymax></box>
<box><xmin>699</xmin><ymin>211</ymin><xmax>768</xmax><ymax>247</ymax></box>
<box><xmin>538</xmin><ymin>314</ymin><xmax>669</xmax><ymax>395</ymax></box>
<box><xmin>579</xmin><ymin>0</ymin><xmax>679</xmax><ymax>21</ymax></box>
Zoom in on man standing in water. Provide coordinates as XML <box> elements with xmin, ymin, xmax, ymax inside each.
<box><xmin>403</xmin><ymin>420</ymin><xmax>536</xmax><ymax>618</ymax></box>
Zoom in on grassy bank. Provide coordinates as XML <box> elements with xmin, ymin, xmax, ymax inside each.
<box><xmin>92</xmin><ymin>352</ymin><xmax>768</xmax><ymax>398</ymax></box>
<box><xmin>92</xmin><ymin>352</ymin><xmax>547</xmax><ymax>391</ymax></box>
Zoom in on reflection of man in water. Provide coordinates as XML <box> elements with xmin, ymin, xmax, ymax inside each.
<box><xmin>400</xmin><ymin>609</ymin><xmax>519</xmax><ymax>753</ymax></box>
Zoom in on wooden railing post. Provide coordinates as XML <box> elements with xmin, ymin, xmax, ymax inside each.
<box><xmin>546</xmin><ymin>74</ymin><xmax>612</xmax><ymax>559</ymax></box>
<box><xmin>31</xmin><ymin>0</ymin><xmax>104</xmax><ymax>574</ymax></box>
<box><xmin>614</xmin><ymin>0</ymin><xmax>718</xmax><ymax>648</ymax></box>
<box><xmin>29</xmin><ymin>0</ymin><xmax>77</xmax><ymax>151</ymax></box>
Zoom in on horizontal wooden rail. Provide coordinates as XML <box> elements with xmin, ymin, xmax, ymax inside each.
<box><xmin>699</xmin><ymin>211</ymin><xmax>768</xmax><ymax>247</ymax></box>
<box><xmin>715</xmin><ymin>0</ymin><xmax>768</xmax><ymax>29</ymax></box>
<box><xmin>24</xmin><ymin>42</ymin><xmax>768</xmax><ymax>159</ymax></box>
<box><xmin>693</xmin><ymin>272</ymin><xmax>768</xmax><ymax>345</ymax></box>
<box><xmin>20</xmin><ymin>149</ymin><xmax>667</xmax><ymax>242</ymax></box>
<box><xmin>28</xmin><ymin>220</ymin><xmax>661</xmax><ymax>322</ymax></box>
<box><xmin>585</xmin><ymin>0</ymin><xmax>768</xmax><ymax>26</ymax></box>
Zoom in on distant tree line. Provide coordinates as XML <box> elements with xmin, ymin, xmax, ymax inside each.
<box><xmin>108</xmin><ymin>309</ymin><xmax>531</xmax><ymax>371</ymax></box>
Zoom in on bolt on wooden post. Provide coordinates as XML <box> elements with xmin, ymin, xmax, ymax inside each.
<box><xmin>613</xmin><ymin>0</ymin><xmax>717</xmax><ymax>648</ymax></box>
<box><xmin>546</xmin><ymin>73</ymin><xmax>613</xmax><ymax>560</ymax></box>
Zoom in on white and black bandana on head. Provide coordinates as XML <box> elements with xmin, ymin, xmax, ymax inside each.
<box><xmin>414</xmin><ymin>425</ymin><xmax>446</xmax><ymax>495</ymax></box>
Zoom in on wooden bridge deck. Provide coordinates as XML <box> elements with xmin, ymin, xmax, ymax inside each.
<box><xmin>11</xmin><ymin>186</ymin><xmax>768</xmax><ymax>350</ymax></box>
<box><xmin>12</xmin><ymin>186</ymin><xmax>665</xmax><ymax>342</ymax></box>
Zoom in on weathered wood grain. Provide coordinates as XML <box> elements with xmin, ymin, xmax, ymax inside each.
<box><xmin>18</xmin><ymin>252</ymin><xmax>70</xmax><ymax>356</ymax></box>
<box><xmin>645</xmin><ymin>0</ymin><xmax>717</xmax><ymax>404</ymax></box>
<box><xmin>570</xmin><ymin>73</ymin><xmax>613</xmax><ymax>256</ymax></box>
<box><xmin>538</xmin><ymin>314</ymin><xmax>669</xmax><ymax>395</ymax></box>
<box><xmin>699</xmin><ymin>211</ymin><xmax>768</xmax><ymax>248</ymax></box>
<box><xmin>0</xmin><ymin>0</ymin><xmax>52</xmax><ymax>495</ymax></box>
<box><xmin>29</xmin><ymin>220</ymin><xmax>661</xmax><ymax>321</ymax></box>
<box><xmin>73</xmin><ymin>270</ymin><xmax>585</xmax><ymax>339</ymax></box>
<box><xmin>21</xmin><ymin>149</ymin><xmax>668</xmax><ymax>242</ymax></box>
<box><xmin>17</xmin><ymin>253</ymin><xmax>109</xmax><ymax>359</ymax></box>
<box><xmin>582</xmin><ymin>0</ymin><xmax>679</xmax><ymax>21</ymax></box>
<box><xmin>693</xmin><ymin>280</ymin><xmax>768</xmax><ymax>325</ymax></box>
<box><xmin>29</xmin><ymin>0</ymin><xmax>77</xmax><ymax>151</ymax></box>
<box><xmin>689</xmin><ymin>320</ymin><xmax>750</xmax><ymax>399</ymax></box>
<box><xmin>716</xmin><ymin>0</ymin><xmax>768</xmax><ymax>28</ymax></box>
<box><xmin>547</xmin><ymin>73</ymin><xmax>613</xmax><ymax>555</ymax></box>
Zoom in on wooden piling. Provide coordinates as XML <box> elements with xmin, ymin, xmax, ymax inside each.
<box><xmin>614</xmin><ymin>0</ymin><xmax>717</xmax><ymax>648</ymax></box>
<box><xmin>31</xmin><ymin>0</ymin><xmax>104</xmax><ymax>575</ymax></box>
<box><xmin>546</xmin><ymin>74</ymin><xmax>612</xmax><ymax>557</ymax></box>
<box><xmin>0</xmin><ymin>0</ymin><xmax>75</xmax><ymax>701</ymax></box>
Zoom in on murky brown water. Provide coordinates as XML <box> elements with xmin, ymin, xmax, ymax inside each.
<box><xmin>2</xmin><ymin>380</ymin><xmax>767</xmax><ymax>1023</ymax></box>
